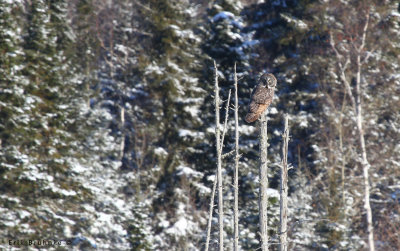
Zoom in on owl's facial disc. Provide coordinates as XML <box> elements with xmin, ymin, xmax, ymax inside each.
<box><xmin>267</xmin><ymin>77</ymin><xmax>276</xmax><ymax>88</ymax></box>
<box><xmin>266</xmin><ymin>78</ymin><xmax>272</xmax><ymax>88</ymax></box>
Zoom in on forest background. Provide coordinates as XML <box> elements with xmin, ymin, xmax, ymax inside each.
<box><xmin>1</xmin><ymin>0</ymin><xmax>399</xmax><ymax>250</ymax></box>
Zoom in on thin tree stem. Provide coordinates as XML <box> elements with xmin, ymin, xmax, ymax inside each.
<box><xmin>233</xmin><ymin>63</ymin><xmax>240</xmax><ymax>251</ymax></box>
<box><xmin>205</xmin><ymin>172</ymin><xmax>217</xmax><ymax>251</ymax></box>
<box><xmin>220</xmin><ymin>90</ymin><xmax>232</xmax><ymax>154</ymax></box>
<box><xmin>214</xmin><ymin>61</ymin><xmax>224</xmax><ymax>251</ymax></box>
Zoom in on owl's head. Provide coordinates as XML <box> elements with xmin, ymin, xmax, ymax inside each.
<box><xmin>259</xmin><ymin>73</ymin><xmax>277</xmax><ymax>89</ymax></box>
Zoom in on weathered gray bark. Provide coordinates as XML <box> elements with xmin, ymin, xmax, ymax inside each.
<box><xmin>279</xmin><ymin>115</ymin><xmax>289</xmax><ymax>251</ymax></box>
<box><xmin>220</xmin><ymin>90</ymin><xmax>232</xmax><ymax>154</ymax></box>
<box><xmin>259</xmin><ymin>112</ymin><xmax>269</xmax><ymax>251</ymax></box>
<box><xmin>205</xmin><ymin>173</ymin><xmax>217</xmax><ymax>251</ymax></box>
<box><xmin>214</xmin><ymin>61</ymin><xmax>224</xmax><ymax>251</ymax></box>
<box><xmin>205</xmin><ymin>63</ymin><xmax>232</xmax><ymax>251</ymax></box>
<box><xmin>233</xmin><ymin>63</ymin><xmax>240</xmax><ymax>251</ymax></box>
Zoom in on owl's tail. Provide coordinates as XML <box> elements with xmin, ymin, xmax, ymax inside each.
<box><xmin>245</xmin><ymin>113</ymin><xmax>259</xmax><ymax>123</ymax></box>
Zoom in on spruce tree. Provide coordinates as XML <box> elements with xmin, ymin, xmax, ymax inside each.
<box><xmin>135</xmin><ymin>1</ymin><xmax>207</xmax><ymax>249</ymax></box>
<box><xmin>0</xmin><ymin>0</ymin><xmax>25</xmax><ymax>154</ymax></box>
<box><xmin>93</xmin><ymin>0</ymin><xmax>208</xmax><ymax>249</ymax></box>
<box><xmin>0</xmin><ymin>0</ymin><xmax>94</xmax><ymax>245</ymax></box>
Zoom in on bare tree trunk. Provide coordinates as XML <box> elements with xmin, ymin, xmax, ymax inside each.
<box><xmin>119</xmin><ymin>106</ymin><xmax>125</xmax><ymax>159</ymax></box>
<box><xmin>259</xmin><ymin>112</ymin><xmax>269</xmax><ymax>251</ymax></box>
<box><xmin>279</xmin><ymin>115</ymin><xmax>289</xmax><ymax>251</ymax></box>
<box><xmin>220</xmin><ymin>90</ymin><xmax>232</xmax><ymax>154</ymax></box>
<box><xmin>356</xmin><ymin>14</ymin><xmax>374</xmax><ymax>251</ymax></box>
<box><xmin>338</xmin><ymin>94</ymin><xmax>347</xmax><ymax>210</ymax></box>
<box><xmin>330</xmin><ymin>13</ymin><xmax>374</xmax><ymax>251</ymax></box>
<box><xmin>214</xmin><ymin>61</ymin><xmax>224</xmax><ymax>251</ymax></box>
<box><xmin>205</xmin><ymin>173</ymin><xmax>217</xmax><ymax>251</ymax></box>
<box><xmin>233</xmin><ymin>63</ymin><xmax>240</xmax><ymax>251</ymax></box>
<box><xmin>363</xmin><ymin>159</ymin><xmax>374</xmax><ymax>251</ymax></box>
<box><xmin>205</xmin><ymin>63</ymin><xmax>232</xmax><ymax>251</ymax></box>
<box><xmin>204</xmin><ymin>169</ymin><xmax>218</xmax><ymax>251</ymax></box>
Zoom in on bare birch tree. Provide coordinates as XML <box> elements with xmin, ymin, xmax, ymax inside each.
<box><xmin>329</xmin><ymin>12</ymin><xmax>375</xmax><ymax>251</ymax></box>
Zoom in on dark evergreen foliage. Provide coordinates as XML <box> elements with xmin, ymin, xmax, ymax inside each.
<box><xmin>0</xmin><ymin>0</ymin><xmax>399</xmax><ymax>250</ymax></box>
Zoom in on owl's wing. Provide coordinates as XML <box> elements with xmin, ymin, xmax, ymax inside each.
<box><xmin>249</xmin><ymin>85</ymin><xmax>264</xmax><ymax>104</ymax></box>
<box><xmin>250</xmin><ymin>85</ymin><xmax>274</xmax><ymax>104</ymax></box>
<box><xmin>248</xmin><ymin>100</ymin><xmax>260</xmax><ymax>113</ymax></box>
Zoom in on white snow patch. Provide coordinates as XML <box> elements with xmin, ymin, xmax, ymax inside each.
<box><xmin>268</xmin><ymin>188</ymin><xmax>279</xmax><ymax>198</ymax></box>
<box><xmin>91</xmin><ymin>212</ymin><xmax>126</xmax><ymax>236</ymax></box>
<box><xmin>70</xmin><ymin>161</ymin><xmax>87</xmax><ymax>174</ymax></box>
<box><xmin>238</xmin><ymin>124</ymin><xmax>256</xmax><ymax>135</ymax></box>
<box><xmin>206</xmin><ymin>174</ymin><xmax>216</xmax><ymax>182</ymax></box>
<box><xmin>274</xmin><ymin>129</ymin><xmax>281</xmax><ymax>136</ymax></box>
<box><xmin>311</xmin><ymin>144</ymin><xmax>321</xmax><ymax>152</ymax></box>
<box><xmin>194</xmin><ymin>183</ymin><xmax>211</xmax><ymax>195</ymax></box>
<box><xmin>226</xmin><ymin>30</ymin><xmax>242</xmax><ymax>40</ymax></box>
<box><xmin>390</xmin><ymin>11</ymin><xmax>400</xmax><ymax>18</ymax></box>
<box><xmin>166</xmin><ymin>217</ymin><xmax>188</xmax><ymax>236</ymax></box>
<box><xmin>212</xmin><ymin>11</ymin><xmax>235</xmax><ymax>22</ymax></box>
<box><xmin>177</xmin><ymin>165</ymin><xmax>203</xmax><ymax>179</ymax></box>
<box><xmin>115</xmin><ymin>44</ymin><xmax>129</xmax><ymax>55</ymax></box>
<box><xmin>18</xmin><ymin>210</ymin><xmax>31</xmax><ymax>219</ymax></box>
<box><xmin>145</xmin><ymin>62</ymin><xmax>164</xmax><ymax>76</ymax></box>
<box><xmin>167</xmin><ymin>60</ymin><xmax>183</xmax><ymax>74</ymax></box>
<box><xmin>184</xmin><ymin>105</ymin><xmax>201</xmax><ymax>118</ymax></box>
<box><xmin>269</xmin><ymin>107</ymin><xmax>278</xmax><ymax>114</ymax></box>
<box><xmin>280</xmin><ymin>13</ymin><xmax>308</xmax><ymax>30</ymax></box>
<box><xmin>159</xmin><ymin>219</ymin><xmax>170</xmax><ymax>228</ymax></box>
<box><xmin>45</xmin><ymin>184</ymin><xmax>77</xmax><ymax>197</ymax></box>
<box><xmin>178</xmin><ymin>129</ymin><xmax>204</xmax><ymax>139</ymax></box>
<box><xmin>299</xmin><ymin>119</ymin><xmax>308</xmax><ymax>128</ymax></box>
<box><xmin>154</xmin><ymin>147</ymin><xmax>168</xmax><ymax>156</ymax></box>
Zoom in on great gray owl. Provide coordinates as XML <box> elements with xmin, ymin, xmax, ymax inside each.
<box><xmin>245</xmin><ymin>73</ymin><xmax>277</xmax><ymax>123</ymax></box>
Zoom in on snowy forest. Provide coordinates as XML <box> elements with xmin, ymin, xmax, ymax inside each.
<box><xmin>1</xmin><ymin>0</ymin><xmax>400</xmax><ymax>250</ymax></box>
